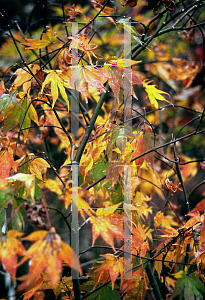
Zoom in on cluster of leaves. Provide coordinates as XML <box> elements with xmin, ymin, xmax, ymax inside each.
<box><xmin>0</xmin><ymin>0</ymin><xmax>205</xmax><ymax>299</ymax></box>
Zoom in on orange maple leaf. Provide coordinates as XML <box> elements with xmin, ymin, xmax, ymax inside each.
<box><xmin>191</xmin><ymin>199</ymin><xmax>205</xmax><ymax>213</ymax></box>
<box><xmin>179</xmin><ymin>155</ymin><xmax>198</xmax><ymax>180</ymax></box>
<box><xmin>68</xmin><ymin>35</ymin><xmax>98</xmax><ymax>65</ymax></box>
<box><xmin>21</xmin><ymin>273</ymin><xmax>44</xmax><ymax>300</ymax></box>
<box><xmin>130</xmin><ymin>223</ymin><xmax>149</xmax><ymax>257</ymax></box>
<box><xmin>18</xmin><ymin>227</ymin><xmax>81</xmax><ymax>291</ymax></box>
<box><xmin>21</xmin><ymin>29</ymin><xmax>57</xmax><ymax>50</ymax></box>
<box><xmin>90</xmin><ymin>203</ymin><xmax>124</xmax><ymax>250</ymax></box>
<box><xmin>180</xmin><ymin>211</ymin><xmax>202</xmax><ymax>230</ymax></box>
<box><xmin>0</xmin><ymin>230</ymin><xmax>25</xmax><ymax>283</ymax></box>
<box><xmin>93</xmin><ymin>253</ymin><xmax>124</xmax><ymax>289</ymax></box>
<box><xmin>132</xmin><ymin>125</ymin><xmax>157</xmax><ymax>169</ymax></box>
<box><xmin>0</xmin><ymin>147</ymin><xmax>16</xmax><ymax>179</ymax></box>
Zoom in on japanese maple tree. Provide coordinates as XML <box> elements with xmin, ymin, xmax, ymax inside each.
<box><xmin>0</xmin><ymin>0</ymin><xmax>205</xmax><ymax>299</ymax></box>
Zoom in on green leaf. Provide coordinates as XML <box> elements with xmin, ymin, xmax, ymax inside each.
<box><xmin>0</xmin><ymin>93</ymin><xmax>24</xmax><ymax>117</ymax></box>
<box><xmin>190</xmin><ymin>284</ymin><xmax>204</xmax><ymax>300</ymax></box>
<box><xmin>85</xmin><ymin>156</ymin><xmax>110</xmax><ymax>191</ymax></box>
<box><xmin>189</xmin><ymin>274</ymin><xmax>205</xmax><ymax>300</ymax></box>
<box><xmin>189</xmin><ymin>274</ymin><xmax>205</xmax><ymax>293</ymax></box>
<box><xmin>117</xmin><ymin>19</ymin><xmax>150</xmax><ymax>50</ymax></box>
<box><xmin>84</xmin><ymin>283</ymin><xmax>120</xmax><ymax>300</ymax></box>
<box><xmin>109</xmin><ymin>181</ymin><xmax>122</xmax><ymax>204</ymax></box>
<box><xmin>0</xmin><ymin>189</ymin><xmax>14</xmax><ymax>230</ymax></box>
<box><xmin>170</xmin><ymin>273</ymin><xmax>205</xmax><ymax>300</ymax></box>
<box><xmin>3</xmin><ymin>94</ymin><xmax>39</xmax><ymax>141</ymax></box>
<box><xmin>184</xmin><ymin>279</ymin><xmax>195</xmax><ymax>300</ymax></box>
<box><xmin>11</xmin><ymin>198</ymin><xmax>25</xmax><ymax>231</ymax></box>
<box><xmin>169</xmin><ymin>273</ymin><xmax>186</xmax><ymax>300</ymax></box>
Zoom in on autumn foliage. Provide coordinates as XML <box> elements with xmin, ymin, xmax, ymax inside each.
<box><xmin>0</xmin><ymin>0</ymin><xmax>205</xmax><ymax>299</ymax></box>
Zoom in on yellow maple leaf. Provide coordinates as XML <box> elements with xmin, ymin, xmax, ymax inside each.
<box><xmin>64</xmin><ymin>185</ymin><xmax>95</xmax><ymax>220</ymax></box>
<box><xmin>14</xmin><ymin>64</ymin><xmax>40</xmax><ymax>94</ymax></box>
<box><xmin>93</xmin><ymin>254</ymin><xmax>124</xmax><ymax>289</ymax></box>
<box><xmin>79</xmin><ymin>143</ymin><xmax>93</xmax><ymax>180</ymax></box>
<box><xmin>154</xmin><ymin>211</ymin><xmax>164</xmax><ymax>229</ymax></box>
<box><xmin>28</xmin><ymin>154</ymin><xmax>50</xmax><ymax>181</ymax></box>
<box><xmin>21</xmin><ymin>29</ymin><xmax>57</xmax><ymax>50</ymax></box>
<box><xmin>41</xmin><ymin>70</ymin><xmax>70</xmax><ymax>109</ymax></box>
<box><xmin>143</xmin><ymin>79</ymin><xmax>170</xmax><ymax>108</ymax></box>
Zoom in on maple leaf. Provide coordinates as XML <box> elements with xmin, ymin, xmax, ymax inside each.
<box><xmin>62</xmin><ymin>65</ymin><xmax>108</xmax><ymax>103</ymax></box>
<box><xmin>130</xmin><ymin>223</ymin><xmax>149</xmax><ymax>257</ymax></box>
<box><xmin>191</xmin><ymin>199</ymin><xmax>205</xmax><ymax>213</ymax></box>
<box><xmin>7</xmin><ymin>173</ymin><xmax>36</xmax><ymax>201</ymax></box>
<box><xmin>69</xmin><ymin>35</ymin><xmax>98</xmax><ymax>65</ymax></box>
<box><xmin>143</xmin><ymin>79</ymin><xmax>170</xmax><ymax>108</ymax></box>
<box><xmin>13</xmin><ymin>64</ymin><xmax>40</xmax><ymax>94</ymax></box>
<box><xmin>169</xmin><ymin>271</ymin><xmax>205</xmax><ymax>300</ymax></box>
<box><xmin>120</xmin><ymin>0</ymin><xmax>138</xmax><ymax>7</ymax></box>
<box><xmin>122</xmin><ymin>269</ymin><xmax>147</xmax><ymax>300</ymax></box>
<box><xmin>15</xmin><ymin>153</ymin><xmax>51</xmax><ymax>181</ymax></box>
<box><xmin>21</xmin><ymin>273</ymin><xmax>44</xmax><ymax>300</ymax></box>
<box><xmin>22</xmin><ymin>272</ymin><xmax>73</xmax><ymax>299</ymax></box>
<box><xmin>105</xmin><ymin>162</ymin><xmax>124</xmax><ymax>187</ymax></box>
<box><xmin>180</xmin><ymin>211</ymin><xmax>202</xmax><ymax>230</ymax></box>
<box><xmin>21</xmin><ymin>29</ymin><xmax>57</xmax><ymax>50</ymax></box>
<box><xmin>65</xmin><ymin>4</ymin><xmax>85</xmax><ymax>22</ymax></box>
<box><xmin>27</xmin><ymin>154</ymin><xmax>50</xmax><ymax>181</ymax></box>
<box><xmin>0</xmin><ymin>79</ymin><xmax>6</xmax><ymax>96</ymax></box>
<box><xmin>179</xmin><ymin>155</ymin><xmax>198</xmax><ymax>180</ymax></box>
<box><xmin>93</xmin><ymin>254</ymin><xmax>124</xmax><ymax>289</ymax></box>
<box><xmin>0</xmin><ymin>230</ymin><xmax>25</xmax><ymax>283</ymax></box>
<box><xmin>0</xmin><ymin>146</ymin><xmax>16</xmax><ymax>179</ymax></box>
<box><xmin>89</xmin><ymin>203</ymin><xmax>124</xmax><ymax>251</ymax></box>
<box><xmin>0</xmin><ymin>91</ymin><xmax>24</xmax><ymax>118</ymax></box>
<box><xmin>40</xmin><ymin>178</ymin><xmax>63</xmax><ymax>196</ymax></box>
<box><xmin>79</xmin><ymin>143</ymin><xmax>94</xmax><ymax>180</ymax></box>
<box><xmin>64</xmin><ymin>184</ymin><xmax>95</xmax><ymax>220</ymax></box>
<box><xmin>131</xmin><ymin>124</ymin><xmax>159</xmax><ymax>170</ymax></box>
<box><xmin>2</xmin><ymin>92</ymin><xmax>39</xmax><ymax>141</ymax></box>
<box><xmin>131</xmin><ymin>191</ymin><xmax>152</xmax><ymax>220</ymax></box>
<box><xmin>41</xmin><ymin>70</ymin><xmax>70</xmax><ymax>108</ymax></box>
<box><xmin>103</xmin><ymin>59</ymin><xmax>142</xmax><ymax>102</ymax></box>
<box><xmin>18</xmin><ymin>227</ymin><xmax>82</xmax><ymax>291</ymax></box>
<box><xmin>89</xmin><ymin>0</ymin><xmax>116</xmax><ymax>28</ymax></box>
<box><xmin>154</xmin><ymin>211</ymin><xmax>164</xmax><ymax>229</ymax></box>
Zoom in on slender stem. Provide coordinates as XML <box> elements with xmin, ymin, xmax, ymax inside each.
<box><xmin>72</xmin><ymin>278</ymin><xmax>82</xmax><ymax>300</ymax></box>
<box><xmin>146</xmin><ymin>262</ymin><xmax>163</xmax><ymax>300</ymax></box>
<box><xmin>74</xmin><ymin>85</ymin><xmax>109</xmax><ymax>164</ymax></box>
<box><xmin>131</xmin><ymin>128</ymin><xmax>205</xmax><ymax>163</ymax></box>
